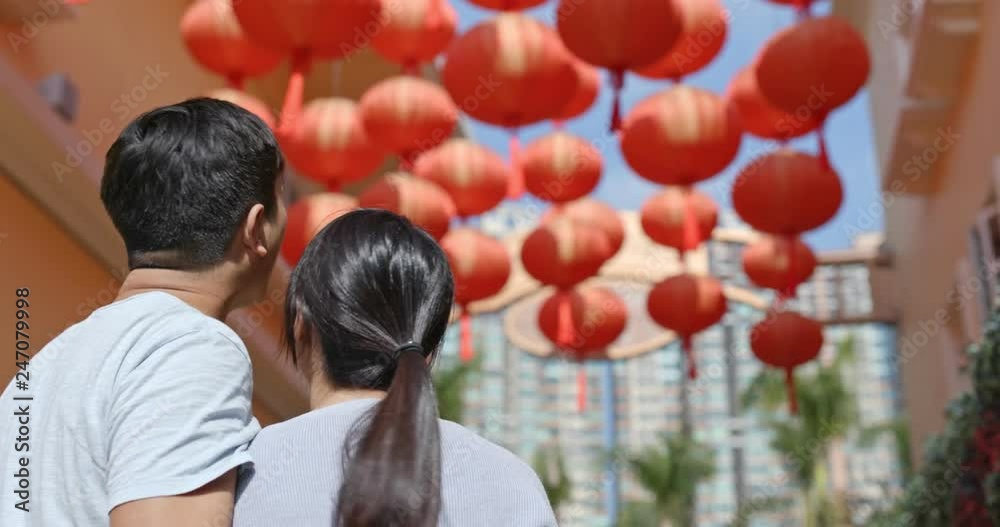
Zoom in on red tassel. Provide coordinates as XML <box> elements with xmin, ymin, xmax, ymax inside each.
<box><xmin>226</xmin><ymin>73</ymin><xmax>245</xmax><ymax>91</ymax></box>
<box><xmin>278</xmin><ymin>50</ymin><xmax>312</xmax><ymax>136</ymax></box>
<box><xmin>786</xmin><ymin>368</ymin><xmax>798</xmax><ymax>414</ymax></box>
<box><xmin>682</xmin><ymin>187</ymin><xmax>700</xmax><ymax>252</ymax></box>
<box><xmin>682</xmin><ymin>335</ymin><xmax>697</xmax><ymax>379</ymax></box>
<box><xmin>576</xmin><ymin>366</ymin><xmax>587</xmax><ymax>412</ymax></box>
<box><xmin>817</xmin><ymin>117</ymin><xmax>831</xmax><ymax>171</ymax></box>
<box><xmin>459</xmin><ymin>309</ymin><xmax>473</xmax><ymax>362</ymax></box>
<box><xmin>781</xmin><ymin>235</ymin><xmax>798</xmax><ymax>301</ymax></box>
<box><xmin>507</xmin><ymin>132</ymin><xmax>524</xmax><ymax>198</ymax></box>
<box><xmin>609</xmin><ymin>70</ymin><xmax>625</xmax><ymax>132</ymax></box>
<box><xmin>402</xmin><ymin>61</ymin><xmax>420</xmax><ymax>76</ymax></box>
<box><xmin>557</xmin><ymin>291</ymin><xmax>575</xmax><ymax>347</ymax></box>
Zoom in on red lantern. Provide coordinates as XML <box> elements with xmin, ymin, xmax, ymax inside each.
<box><xmin>732</xmin><ymin>149</ymin><xmax>843</xmax><ymax>235</ymax></box>
<box><xmin>546</xmin><ymin>199</ymin><xmax>625</xmax><ymax>260</ymax></box>
<box><xmin>755</xmin><ymin>16</ymin><xmax>870</xmax><ymax>119</ymax></box>
<box><xmin>742</xmin><ymin>236</ymin><xmax>817</xmax><ymax>298</ymax></box>
<box><xmin>443</xmin><ymin>14</ymin><xmax>576</xmax><ymax>128</ymax></box>
<box><xmin>621</xmin><ymin>86</ymin><xmax>742</xmax><ymax>186</ymax></box>
<box><xmin>538</xmin><ymin>286</ymin><xmax>627</xmax><ymax>410</ymax></box>
<box><xmin>359</xmin><ymin>76</ymin><xmax>458</xmax><ymax>166</ymax></box>
<box><xmin>640</xmin><ymin>187</ymin><xmax>718</xmax><ymax>255</ymax></box>
<box><xmin>207</xmin><ymin>89</ymin><xmax>277</xmax><ymax>130</ymax></box>
<box><xmin>634</xmin><ymin>0</ymin><xmax>728</xmax><ymax>81</ymax></box>
<box><xmin>412</xmin><ymin>139</ymin><xmax>508</xmax><ymax>218</ymax></box>
<box><xmin>522</xmin><ymin>132</ymin><xmax>602</xmax><ymax>204</ymax></box>
<box><xmin>282</xmin><ymin>192</ymin><xmax>358</xmax><ymax>265</ymax></box>
<box><xmin>180</xmin><ymin>0</ymin><xmax>282</xmax><ymax>88</ymax></box>
<box><xmin>648</xmin><ymin>274</ymin><xmax>727</xmax><ymax>378</ymax></box>
<box><xmin>556</xmin><ymin>0</ymin><xmax>683</xmax><ymax>129</ymax></box>
<box><xmin>358</xmin><ymin>173</ymin><xmax>456</xmax><ymax>240</ymax></box>
<box><xmin>232</xmin><ymin>0</ymin><xmax>385</xmax><ymax>130</ymax></box>
<box><xmin>521</xmin><ymin>217</ymin><xmax>611</xmax><ymax>290</ymax></box>
<box><xmin>371</xmin><ymin>0</ymin><xmax>457</xmax><ymax>72</ymax></box>
<box><xmin>750</xmin><ymin>311</ymin><xmax>824</xmax><ymax>413</ymax></box>
<box><xmin>467</xmin><ymin>0</ymin><xmax>547</xmax><ymax>9</ymax></box>
<box><xmin>726</xmin><ymin>66</ymin><xmax>821</xmax><ymax>142</ymax></box>
<box><xmin>281</xmin><ymin>98</ymin><xmax>386</xmax><ymax>187</ymax></box>
<box><xmin>441</xmin><ymin>228</ymin><xmax>511</xmax><ymax>362</ymax></box>
<box><xmin>555</xmin><ymin>57</ymin><xmax>601</xmax><ymax>123</ymax></box>
<box><xmin>442</xmin><ymin>13</ymin><xmax>576</xmax><ymax>197</ymax></box>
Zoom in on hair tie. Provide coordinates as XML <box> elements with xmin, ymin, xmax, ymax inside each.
<box><xmin>391</xmin><ymin>341</ymin><xmax>423</xmax><ymax>360</ymax></box>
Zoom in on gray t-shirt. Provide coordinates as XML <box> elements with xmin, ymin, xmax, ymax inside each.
<box><xmin>234</xmin><ymin>398</ymin><xmax>557</xmax><ymax>526</ymax></box>
<box><xmin>0</xmin><ymin>291</ymin><xmax>259</xmax><ymax>526</ymax></box>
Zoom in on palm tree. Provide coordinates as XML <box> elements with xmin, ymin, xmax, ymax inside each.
<box><xmin>858</xmin><ymin>417</ymin><xmax>913</xmax><ymax>482</ymax></box>
<box><xmin>433</xmin><ymin>354</ymin><xmax>481</xmax><ymax>423</ymax></box>
<box><xmin>533</xmin><ymin>444</ymin><xmax>572</xmax><ymax>522</ymax></box>
<box><xmin>620</xmin><ymin>433</ymin><xmax>716</xmax><ymax>527</ymax></box>
<box><xmin>741</xmin><ymin>336</ymin><xmax>859</xmax><ymax>527</ymax></box>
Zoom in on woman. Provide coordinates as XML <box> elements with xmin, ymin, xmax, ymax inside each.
<box><xmin>234</xmin><ymin>209</ymin><xmax>557</xmax><ymax>526</ymax></box>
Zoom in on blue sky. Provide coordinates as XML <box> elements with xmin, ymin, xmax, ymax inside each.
<box><xmin>451</xmin><ymin>0</ymin><xmax>881</xmax><ymax>251</ymax></box>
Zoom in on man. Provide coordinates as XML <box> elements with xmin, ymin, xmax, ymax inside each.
<box><xmin>0</xmin><ymin>98</ymin><xmax>286</xmax><ymax>526</ymax></box>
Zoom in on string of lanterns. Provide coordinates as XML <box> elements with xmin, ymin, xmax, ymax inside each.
<box><xmin>179</xmin><ymin>0</ymin><xmax>871</xmax><ymax>414</ymax></box>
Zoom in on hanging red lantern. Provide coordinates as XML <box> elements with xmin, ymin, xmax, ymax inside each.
<box><xmin>522</xmin><ymin>132</ymin><xmax>603</xmax><ymax>204</ymax></box>
<box><xmin>371</xmin><ymin>0</ymin><xmax>457</xmax><ymax>73</ymax></box>
<box><xmin>232</xmin><ymin>0</ymin><xmax>385</xmax><ymax>130</ymax></box>
<box><xmin>412</xmin><ymin>139</ymin><xmax>508</xmax><ymax>218</ymax></box>
<box><xmin>281</xmin><ymin>98</ymin><xmax>386</xmax><ymax>187</ymax></box>
<box><xmin>441</xmin><ymin>228</ymin><xmax>511</xmax><ymax>362</ymax></box>
<box><xmin>556</xmin><ymin>0</ymin><xmax>683</xmax><ymax>130</ymax></box>
<box><xmin>443</xmin><ymin>14</ymin><xmax>575</xmax><ymax>127</ymax></box>
<box><xmin>207</xmin><ymin>88</ymin><xmax>277</xmax><ymax>130</ymax></box>
<box><xmin>521</xmin><ymin>217</ymin><xmax>611</xmax><ymax>290</ymax></box>
<box><xmin>640</xmin><ymin>187</ymin><xmax>718</xmax><ymax>255</ymax></box>
<box><xmin>634</xmin><ymin>0</ymin><xmax>728</xmax><ymax>81</ymax></box>
<box><xmin>546</xmin><ymin>199</ymin><xmax>625</xmax><ymax>260</ymax></box>
<box><xmin>648</xmin><ymin>274</ymin><xmax>727</xmax><ymax>378</ymax></box>
<box><xmin>732</xmin><ymin>149</ymin><xmax>843</xmax><ymax>235</ymax></box>
<box><xmin>282</xmin><ymin>192</ymin><xmax>358</xmax><ymax>265</ymax></box>
<box><xmin>742</xmin><ymin>236</ymin><xmax>817</xmax><ymax>299</ymax></box>
<box><xmin>358</xmin><ymin>173</ymin><xmax>456</xmax><ymax>240</ymax></box>
<box><xmin>755</xmin><ymin>16</ymin><xmax>870</xmax><ymax>119</ymax></box>
<box><xmin>726</xmin><ymin>66</ymin><xmax>821</xmax><ymax>142</ymax></box>
<box><xmin>359</xmin><ymin>76</ymin><xmax>458</xmax><ymax>167</ymax></box>
<box><xmin>750</xmin><ymin>311</ymin><xmax>824</xmax><ymax>413</ymax></box>
<box><xmin>467</xmin><ymin>0</ymin><xmax>547</xmax><ymax>9</ymax></box>
<box><xmin>555</xmin><ymin>57</ymin><xmax>601</xmax><ymax>124</ymax></box>
<box><xmin>538</xmin><ymin>286</ymin><xmax>627</xmax><ymax>410</ymax></box>
<box><xmin>180</xmin><ymin>0</ymin><xmax>283</xmax><ymax>89</ymax></box>
<box><xmin>621</xmin><ymin>86</ymin><xmax>742</xmax><ymax>186</ymax></box>
<box><xmin>443</xmin><ymin>13</ymin><xmax>576</xmax><ymax>197</ymax></box>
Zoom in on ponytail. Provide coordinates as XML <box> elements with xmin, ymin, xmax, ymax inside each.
<box><xmin>337</xmin><ymin>345</ymin><xmax>442</xmax><ymax>526</ymax></box>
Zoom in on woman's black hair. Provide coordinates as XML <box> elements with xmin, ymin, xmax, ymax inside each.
<box><xmin>284</xmin><ymin>209</ymin><xmax>454</xmax><ymax>526</ymax></box>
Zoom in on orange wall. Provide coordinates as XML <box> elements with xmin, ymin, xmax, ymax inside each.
<box><xmin>0</xmin><ymin>174</ymin><xmax>118</xmax><ymax>384</ymax></box>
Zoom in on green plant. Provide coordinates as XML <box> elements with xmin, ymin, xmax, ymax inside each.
<box><xmin>533</xmin><ymin>444</ymin><xmax>572</xmax><ymax>522</ymax></box>
<box><xmin>433</xmin><ymin>354</ymin><xmax>481</xmax><ymax>423</ymax></box>
<box><xmin>623</xmin><ymin>433</ymin><xmax>715</xmax><ymax>527</ymax></box>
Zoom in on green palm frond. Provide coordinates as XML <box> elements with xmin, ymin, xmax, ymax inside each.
<box><xmin>433</xmin><ymin>354</ymin><xmax>481</xmax><ymax>423</ymax></box>
<box><xmin>532</xmin><ymin>445</ymin><xmax>572</xmax><ymax>509</ymax></box>
<box><xmin>624</xmin><ymin>434</ymin><xmax>716</xmax><ymax>526</ymax></box>
<box><xmin>858</xmin><ymin>418</ymin><xmax>913</xmax><ymax>482</ymax></box>
<box><xmin>741</xmin><ymin>368</ymin><xmax>788</xmax><ymax>411</ymax></box>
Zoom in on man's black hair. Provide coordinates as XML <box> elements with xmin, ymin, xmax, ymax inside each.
<box><xmin>101</xmin><ymin>97</ymin><xmax>283</xmax><ymax>270</ymax></box>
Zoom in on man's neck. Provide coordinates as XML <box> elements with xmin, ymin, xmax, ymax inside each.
<box><xmin>116</xmin><ymin>268</ymin><xmax>238</xmax><ymax>320</ymax></box>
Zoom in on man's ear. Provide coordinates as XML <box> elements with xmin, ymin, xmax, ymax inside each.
<box><xmin>242</xmin><ymin>203</ymin><xmax>268</xmax><ymax>257</ymax></box>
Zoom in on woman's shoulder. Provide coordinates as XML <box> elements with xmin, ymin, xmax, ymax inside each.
<box><xmin>438</xmin><ymin>420</ymin><xmax>544</xmax><ymax>487</ymax></box>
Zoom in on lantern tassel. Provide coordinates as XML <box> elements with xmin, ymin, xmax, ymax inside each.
<box><xmin>785</xmin><ymin>368</ymin><xmax>798</xmax><ymax>414</ymax></box>
<box><xmin>817</xmin><ymin>117</ymin><xmax>831</xmax><ymax>171</ymax></box>
<box><xmin>279</xmin><ymin>50</ymin><xmax>312</xmax><ymax>137</ymax></box>
<box><xmin>682</xmin><ymin>335</ymin><xmax>697</xmax><ymax>379</ymax></box>
<box><xmin>459</xmin><ymin>309</ymin><xmax>474</xmax><ymax>363</ymax></box>
<box><xmin>557</xmin><ymin>290</ymin><xmax>574</xmax><ymax>347</ymax></box>
<box><xmin>609</xmin><ymin>69</ymin><xmax>625</xmax><ymax>132</ymax></box>
<box><xmin>226</xmin><ymin>73</ymin><xmax>245</xmax><ymax>91</ymax></box>
<box><xmin>576</xmin><ymin>366</ymin><xmax>587</xmax><ymax>412</ymax></box>
<box><xmin>682</xmin><ymin>187</ymin><xmax>700</xmax><ymax>253</ymax></box>
<box><xmin>780</xmin><ymin>235</ymin><xmax>798</xmax><ymax>302</ymax></box>
<box><xmin>507</xmin><ymin>131</ymin><xmax>524</xmax><ymax>199</ymax></box>
<box><xmin>402</xmin><ymin>60</ymin><xmax>420</xmax><ymax>76</ymax></box>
